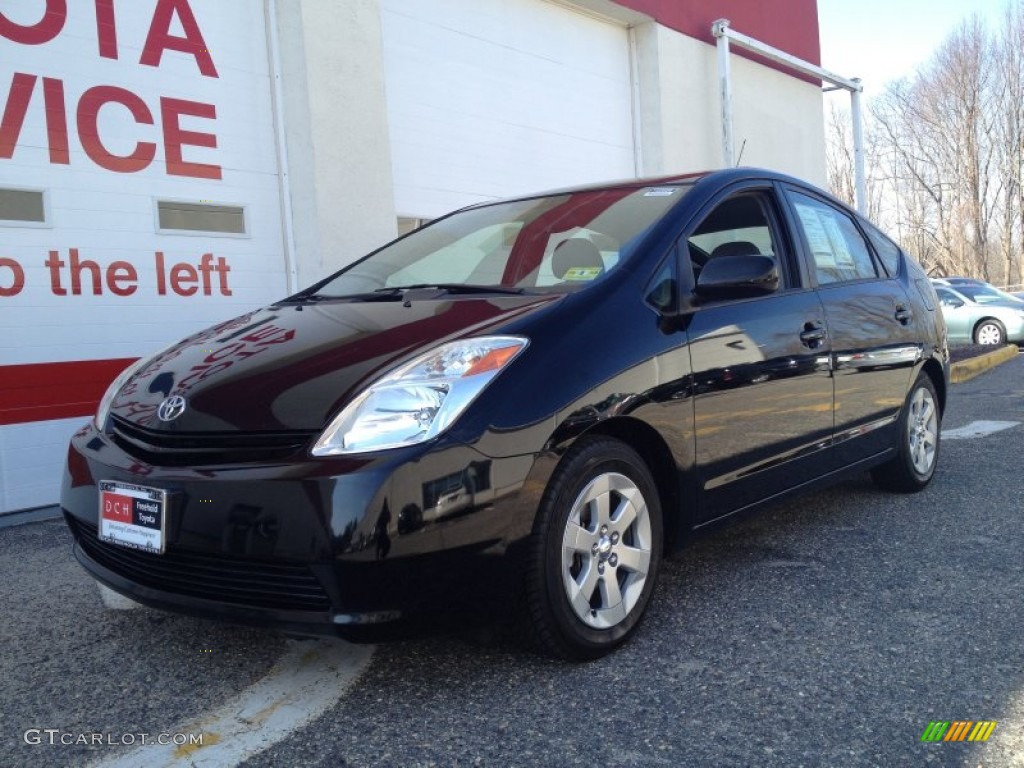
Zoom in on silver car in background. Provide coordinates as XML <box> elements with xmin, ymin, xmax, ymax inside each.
<box><xmin>931</xmin><ymin>280</ymin><xmax>1024</xmax><ymax>345</ymax></box>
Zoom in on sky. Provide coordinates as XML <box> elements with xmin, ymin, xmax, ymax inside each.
<box><xmin>817</xmin><ymin>0</ymin><xmax>1009</xmax><ymax>100</ymax></box>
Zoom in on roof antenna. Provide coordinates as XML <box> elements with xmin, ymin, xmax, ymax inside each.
<box><xmin>735</xmin><ymin>139</ymin><xmax>746</xmax><ymax>167</ymax></box>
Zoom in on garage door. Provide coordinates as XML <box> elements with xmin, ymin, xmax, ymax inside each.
<box><xmin>381</xmin><ymin>0</ymin><xmax>637</xmax><ymax>219</ymax></box>
<box><xmin>0</xmin><ymin>0</ymin><xmax>286</xmax><ymax>512</ymax></box>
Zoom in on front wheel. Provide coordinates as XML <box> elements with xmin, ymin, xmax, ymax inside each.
<box><xmin>522</xmin><ymin>437</ymin><xmax>662</xmax><ymax>660</ymax></box>
<box><xmin>871</xmin><ymin>371</ymin><xmax>941</xmax><ymax>492</ymax></box>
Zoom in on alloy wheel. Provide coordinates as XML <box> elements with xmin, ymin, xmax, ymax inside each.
<box><xmin>907</xmin><ymin>386</ymin><xmax>938</xmax><ymax>476</ymax></box>
<box><xmin>560</xmin><ymin>472</ymin><xmax>652</xmax><ymax>629</ymax></box>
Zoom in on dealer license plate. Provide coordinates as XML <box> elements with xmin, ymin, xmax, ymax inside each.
<box><xmin>98</xmin><ymin>480</ymin><xmax>168</xmax><ymax>554</ymax></box>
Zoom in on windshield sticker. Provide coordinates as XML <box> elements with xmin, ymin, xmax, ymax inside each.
<box><xmin>563</xmin><ymin>267</ymin><xmax>602</xmax><ymax>281</ymax></box>
<box><xmin>643</xmin><ymin>187</ymin><xmax>677</xmax><ymax>197</ymax></box>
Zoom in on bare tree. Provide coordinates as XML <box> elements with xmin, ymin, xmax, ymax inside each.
<box><xmin>867</xmin><ymin>15</ymin><xmax>1004</xmax><ymax>280</ymax></box>
<box><xmin>825</xmin><ymin>102</ymin><xmax>856</xmax><ymax>206</ymax></box>
<box><xmin>825</xmin><ymin>101</ymin><xmax>886</xmax><ymax>224</ymax></box>
<box><xmin>994</xmin><ymin>0</ymin><xmax>1024</xmax><ymax>285</ymax></box>
<box><xmin>873</xmin><ymin>78</ymin><xmax>961</xmax><ymax>275</ymax></box>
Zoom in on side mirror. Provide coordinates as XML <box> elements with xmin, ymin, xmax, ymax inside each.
<box><xmin>696</xmin><ymin>254</ymin><xmax>779</xmax><ymax>299</ymax></box>
<box><xmin>941</xmin><ymin>298</ymin><xmax>964</xmax><ymax>309</ymax></box>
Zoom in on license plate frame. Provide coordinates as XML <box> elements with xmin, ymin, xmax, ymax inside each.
<box><xmin>98</xmin><ymin>480</ymin><xmax>168</xmax><ymax>555</ymax></box>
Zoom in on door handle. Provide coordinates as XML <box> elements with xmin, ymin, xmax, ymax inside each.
<box><xmin>800</xmin><ymin>323</ymin><xmax>827</xmax><ymax>347</ymax></box>
<box><xmin>895</xmin><ymin>306</ymin><xmax>913</xmax><ymax>325</ymax></box>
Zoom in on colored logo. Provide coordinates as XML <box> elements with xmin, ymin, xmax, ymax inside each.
<box><xmin>101</xmin><ymin>492</ymin><xmax>133</xmax><ymax>523</ymax></box>
<box><xmin>157</xmin><ymin>395</ymin><xmax>187</xmax><ymax>422</ymax></box>
<box><xmin>921</xmin><ymin>721</ymin><xmax>997</xmax><ymax>742</ymax></box>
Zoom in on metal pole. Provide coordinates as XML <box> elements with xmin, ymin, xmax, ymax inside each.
<box><xmin>712</xmin><ymin>19</ymin><xmax>734</xmax><ymax>168</ymax></box>
<box><xmin>711</xmin><ymin>20</ymin><xmax>866</xmax><ymax>204</ymax></box>
<box><xmin>850</xmin><ymin>79</ymin><xmax>866</xmax><ymax>214</ymax></box>
<box><xmin>712</xmin><ymin>23</ymin><xmax>861</xmax><ymax>91</ymax></box>
<box><xmin>627</xmin><ymin>26</ymin><xmax>644</xmax><ymax>177</ymax></box>
<box><xmin>266</xmin><ymin>0</ymin><xmax>299</xmax><ymax>293</ymax></box>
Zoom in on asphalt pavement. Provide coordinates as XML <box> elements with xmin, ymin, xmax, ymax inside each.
<box><xmin>2</xmin><ymin>355</ymin><xmax>1022</xmax><ymax>768</ymax></box>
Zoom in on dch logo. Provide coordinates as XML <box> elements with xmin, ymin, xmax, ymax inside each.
<box><xmin>103</xmin><ymin>493</ymin><xmax>133</xmax><ymax>523</ymax></box>
<box><xmin>157</xmin><ymin>395</ymin><xmax>187</xmax><ymax>422</ymax></box>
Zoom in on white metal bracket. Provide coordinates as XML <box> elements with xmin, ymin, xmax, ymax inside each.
<box><xmin>711</xmin><ymin>19</ymin><xmax>867</xmax><ymax>213</ymax></box>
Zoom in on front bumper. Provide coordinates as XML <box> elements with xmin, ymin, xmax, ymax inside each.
<box><xmin>61</xmin><ymin>422</ymin><xmax>546</xmax><ymax>638</ymax></box>
<box><xmin>1005</xmin><ymin>316</ymin><xmax>1024</xmax><ymax>343</ymax></box>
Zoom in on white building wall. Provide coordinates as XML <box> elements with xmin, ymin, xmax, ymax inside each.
<box><xmin>380</xmin><ymin>0</ymin><xmax>638</xmax><ymax>219</ymax></box>
<box><xmin>633</xmin><ymin>22</ymin><xmax>826</xmax><ymax>184</ymax></box>
<box><xmin>273</xmin><ymin>0</ymin><xmax>398</xmax><ymax>288</ymax></box>
<box><xmin>0</xmin><ymin>0</ymin><xmax>287</xmax><ymax>512</ymax></box>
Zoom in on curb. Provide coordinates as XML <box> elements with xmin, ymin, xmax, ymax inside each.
<box><xmin>0</xmin><ymin>504</ymin><xmax>61</xmax><ymax>529</ymax></box>
<box><xmin>950</xmin><ymin>345</ymin><xmax>1019</xmax><ymax>384</ymax></box>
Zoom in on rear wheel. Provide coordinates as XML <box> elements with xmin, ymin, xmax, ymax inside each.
<box><xmin>522</xmin><ymin>437</ymin><xmax>662</xmax><ymax>660</ymax></box>
<box><xmin>871</xmin><ymin>371</ymin><xmax>940</xmax><ymax>492</ymax></box>
<box><xmin>974</xmin><ymin>319</ymin><xmax>1005</xmax><ymax>345</ymax></box>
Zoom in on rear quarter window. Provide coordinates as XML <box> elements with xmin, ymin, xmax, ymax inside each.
<box><xmin>862</xmin><ymin>222</ymin><xmax>903</xmax><ymax>277</ymax></box>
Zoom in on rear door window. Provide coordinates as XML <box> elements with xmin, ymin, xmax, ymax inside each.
<box><xmin>787</xmin><ymin>191</ymin><xmax>879</xmax><ymax>285</ymax></box>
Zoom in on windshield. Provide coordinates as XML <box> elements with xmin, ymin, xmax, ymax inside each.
<box><xmin>955</xmin><ymin>284</ymin><xmax>1024</xmax><ymax>304</ymax></box>
<box><xmin>308</xmin><ymin>186</ymin><xmax>691</xmax><ymax>297</ymax></box>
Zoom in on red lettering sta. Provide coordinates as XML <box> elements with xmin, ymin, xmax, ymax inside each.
<box><xmin>141</xmin><ymin>0</ymin><xmax>218</xmax><ymax>77</ymax></box>
<box><xmin>0</xmin><ymin>73</ymin><xmax>36</xmax><ymax>160</ymax></box>
<box><xmin>0</xmin><ymin>0</ymin><xmax>66</xmax><ymax>45</ymax></box>
<box><xmin>77</xmin><ymin>86</ymin><xmax>156</xmax><ymax>173</ymax></box>
<box><xmin>1</xmin><ymin>75</ymin><xmax>71</xmax><ymax>164</ymax></box>
<box><xmin>0</xmin><ymin>257</ymin><xmax>26</xmax><ymax>297</ymax></box>
<box><xmin>161</xmin><ymin>97</ymin><xmax>220</xmax><ymax>179</ymax></box>
<box><xmin>95</xmin><ymin>0</ymin><xmax>117</xmax><ymax>59</ymax></box>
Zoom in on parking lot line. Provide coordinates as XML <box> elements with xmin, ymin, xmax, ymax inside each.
<box><xmin>942</xmin><ymin>420</ymin><xmax>1020</xmax><ymax>440</ymax></box>
<box><xmin>88</xmin><ymin>638</ymin><xmax>374</xmax><ymax>768</ymax></box>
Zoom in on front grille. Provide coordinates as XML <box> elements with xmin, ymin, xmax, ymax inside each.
<box><xmin>69</xmin><ymin>517</ymin><xmax>332</xmax><ymax>613</ymax></box>
<box><xmin>110</xmin><ymin>416</ymin><xmax>316</xmax><ymax>466</ymax></box>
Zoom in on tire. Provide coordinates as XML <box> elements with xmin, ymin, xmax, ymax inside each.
<box><xmin>870</xmin><ymin>371</ymin><xmax>941</xmax><ymax>493</ymax></box>
<box><xmin>974</xmin><ymin>319</ymin><xmax>1005</xmax><ymax>345</ymax></box>
<box><xmin>522</xmin><ymin>437</ymin><xmax>662</xmax><ymax>660</ymax></box>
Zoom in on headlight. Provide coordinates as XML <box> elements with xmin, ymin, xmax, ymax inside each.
<box><xmin>94</xmin><ymin>357</ymin><xmax>149</xmax><ymax>430</ymax></box>
<box><xmin>312</xmin><ymin>336</ymin><xmax>529</xmax><ymax>456</ymax></box>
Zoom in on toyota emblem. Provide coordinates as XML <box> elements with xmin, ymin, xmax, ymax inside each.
<box><xmin>157</xmin><ymin>395</ymin><xmax>187</xmax><ymax>422</ymax></box>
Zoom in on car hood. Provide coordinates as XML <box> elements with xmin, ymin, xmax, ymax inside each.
<box><xmin>109</xmin><ymin>295</ymin><xmax>560</xmax><ymax>432</ymax></box>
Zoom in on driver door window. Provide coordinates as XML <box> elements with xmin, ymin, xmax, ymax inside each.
<box><xmin>687</xmin><ymin>193</ymin><xmax>787</xmax><ymax>289</ymax></box>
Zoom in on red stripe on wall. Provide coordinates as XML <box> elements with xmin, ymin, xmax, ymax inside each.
<box><xmin>616</xmin><ymin>0</ymin><xmax>821</xmax><ymax>82</ymax></box>
<box><xmin>0</xmin><ymin>358</ymin><xmax>137</xmax><ymax>426</ymax></box>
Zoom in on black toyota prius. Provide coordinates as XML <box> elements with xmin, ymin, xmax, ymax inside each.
<box><xmin>61</xmin><ymin>168</ymin><xmax>949</xmax><ymax>659</ymax></box>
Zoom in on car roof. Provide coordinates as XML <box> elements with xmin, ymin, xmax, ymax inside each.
<box><xmin>458</xmin><ymin>167</ymin><xmax>836</xmax><ymax>209</ymax></box>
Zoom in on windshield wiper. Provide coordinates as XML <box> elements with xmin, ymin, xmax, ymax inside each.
<box><xmin>276</xmin><ymin>284</ymin><xmax>525</xmax><ymax>306</ymax></box>
<box><xmin>377</xmin><ymin>283</ymin><xmax>526</xmax><ymax>295</ymax></box>
<box><xmin>276</xmin><ymin>288</ymin><xmax>405</xmax><ymax>304</ymax></box>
